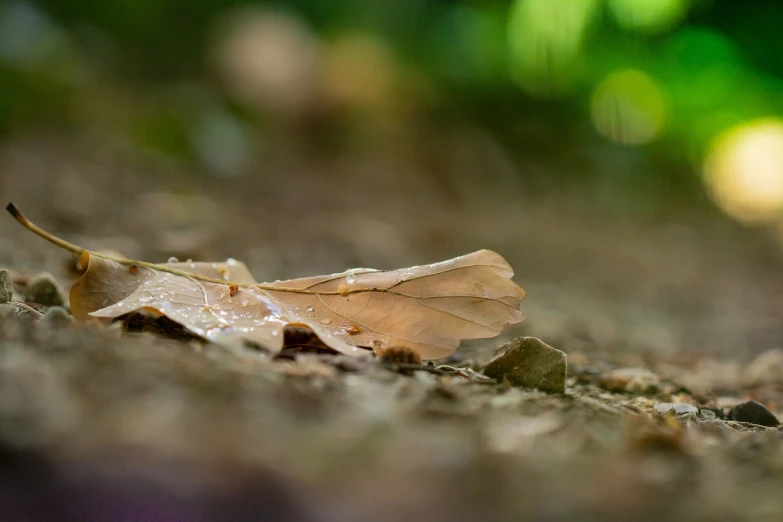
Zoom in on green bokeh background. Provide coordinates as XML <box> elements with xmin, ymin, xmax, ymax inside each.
<box><xmin>2</xmin><ymin>0</ymin><xmax>782</xmax><ymax>206</ymax></box>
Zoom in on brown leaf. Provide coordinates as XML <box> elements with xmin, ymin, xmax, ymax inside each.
<box><xmin>7</xmin><ymin>203</ymin><xmax>526</xmax><ymax>360</ymax></box>
<box><xmin>262</xmin><ymin>250</ymin><xmax>525</xmax><ymax>359</ymax></box>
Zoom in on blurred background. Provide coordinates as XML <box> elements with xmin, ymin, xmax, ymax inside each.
<box><xmin>2</xmin><ymin>0</ymin><xmax>783</xmax><ymax>361</ymax></box>
<box><xmin>6</xmin><ymin>2</ymin><xmax>783</xmax><ymax>520</ymax></box>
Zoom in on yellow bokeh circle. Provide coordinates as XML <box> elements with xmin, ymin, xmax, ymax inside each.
<box><xmin>704</xmin><ymin>119</ymin><xmax>783</xmax><ymax>224</ymax></box>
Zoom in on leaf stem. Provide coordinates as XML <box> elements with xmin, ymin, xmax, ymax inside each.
<box><xmin>6</xmin><ymin>202</ymin><xmax>86</xmax><ymax>256</ymax></box>
<box><xmin>5</xmin><ymin>202</ymin><xmax>371</xmax><ymax>296</ymax></box>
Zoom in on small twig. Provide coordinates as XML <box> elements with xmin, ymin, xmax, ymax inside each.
<box><xmin>382</xmin><ymin>362</ymin><xmax>449</xmax><ymax>375</ymax></box>
<box><xmin>381</xmin><ymin>361</ymin><xmax>497</xmax><ymax>380</ymax></box>
<box><xmin>10</xmin><ymin>301</ymin><xmax>44</xmax><ymax>318</ymax></box>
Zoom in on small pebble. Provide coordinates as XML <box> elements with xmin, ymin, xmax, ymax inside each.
<box><xmin>483</xmin><ymin>337</ymin><xmax>567</xmax><ymax>394</ymax></box>
<box><xmin>25</xmin><ymin>272</ymin><xmax>66</xmax><ymax>307</ymax></box>
<box><xmin>0</xmin><ymin>269</ymin><xmax>13</xmax><ymax>303</ymax></box>
<box><xmin>698</xmin><ymin>409</ymin><xmax>718</xmax><ymax>420</ymax></box>
<box><xmin>41</xmin><ymin>306</ymin><xmax>74</xmax><ymax>327</ymax></box>
<box><xmin>0</xmin><ymin>302</ymin><xmax>18</xmax><ymax>318</ymax></box>
<box><xmin>654</xmin><ymin>402</ymin><xmax>698</xmax><ymax>415</ymax></box>
<box><xmin>728</xmin><ymin>400</ymin><xmax>780</xmax><ymax>427</ymax></box>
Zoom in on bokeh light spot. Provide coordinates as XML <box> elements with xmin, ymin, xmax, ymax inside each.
<box><xmin>508</xmin><ymin>0</ymin><xmax>601</xmax><ymax>96</ymax></box>
<box><xmin>322</xmin><ymin>33</ymin><xmax>396</xmax><ymax>111</ymax></box>
<box><xmin>210</xmin><ymin>8</ymin><xmax>318</xmax><ymax>117</ymax></box>
<box><xmin>608</xmin><ymin>0</ymin><xmax>689</xmax><ymax>34</ymax></box>
<box><xmin>704</xmin><ymin>119</ymin><xmax>783</xmax><ymax>224</ymax></box>
<box><xmin>591</xmin><ymin>69</ymin><xmax>667</xmax><ymax>145</ymax></box>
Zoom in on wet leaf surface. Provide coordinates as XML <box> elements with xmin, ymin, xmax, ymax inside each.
<box><xmin>9</xmin><ymin>204</ymin><xmax>525</xmax><ymax>359</ymax></box>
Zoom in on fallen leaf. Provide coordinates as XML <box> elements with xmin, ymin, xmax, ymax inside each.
<box><xmin>6</xmin><ymin>203</ymin><xmax>526</xmax><ymax>359</ymax></box>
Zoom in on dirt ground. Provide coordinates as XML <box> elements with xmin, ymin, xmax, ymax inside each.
<box><xmin>1</xmin><ymin>129</ymin><xmax>783</xmax><ymax>521</ymax></box>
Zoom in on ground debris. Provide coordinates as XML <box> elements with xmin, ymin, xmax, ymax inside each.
<box><xmin>599</xmin><ymin>367</ymin><xmax>662</xmax><ymax>394</ymax></box>
<box><xmin>2</xmin><ymin>269</ymin><xmax>783</xmax><ymax>521</ymax></box>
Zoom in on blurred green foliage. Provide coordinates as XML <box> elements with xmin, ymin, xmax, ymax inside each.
<box><xmin>2</xmin><ymin>0</ymin><xmax>783</xmax><ymax>190</ymax></box>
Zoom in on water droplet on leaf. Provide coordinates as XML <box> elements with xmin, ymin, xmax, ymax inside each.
<box><xmin>320</xmin><ymin>318</ymin><xmax>332</xmax><ymax>325</ymax></box>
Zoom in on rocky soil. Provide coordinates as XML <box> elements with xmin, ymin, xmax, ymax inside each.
<box><xmin>2</xmin><ymin>133</ymin><xmax>783</xmax><ymax>521</ymax></box>
<box><xmin>1</xmin><ymin>266</ymin><xmax>782</xmax><ymax>522</ymax></box>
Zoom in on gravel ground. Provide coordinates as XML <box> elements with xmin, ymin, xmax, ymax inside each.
<box><xmin>2</xmin><ymin>131</ymin><xmax>783</xmax><ymax>521</ymax></box>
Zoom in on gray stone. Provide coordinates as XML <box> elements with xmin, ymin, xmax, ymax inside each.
<box><xmin>41</xmin><ymin>306</ymin><xmax>74</xmax><ymax>327</ymax></box>
<box><xmin>482</xmin><ymin>337</ymin><xmax>567</xmax><ymax>394</ymax></box>
<box><xmin>654</xmin><ymin>402</ymin><xmax>698</xmax><ymax>415</ymax></box>
<box><xmin>25</xmin><ymin>272</ymin><xmax>66</xmax><ymax>307</ymax></box>
<box><xmin>0</xmin><ymin>269</ymin><xmax>12</xmax><ymax>304</ymax></box>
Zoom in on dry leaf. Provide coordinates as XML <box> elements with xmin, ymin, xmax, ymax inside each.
<box><xmin>7</xmin><ymin>203</ymin><xmax>525</xmax><ymax>360</ymax></box>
